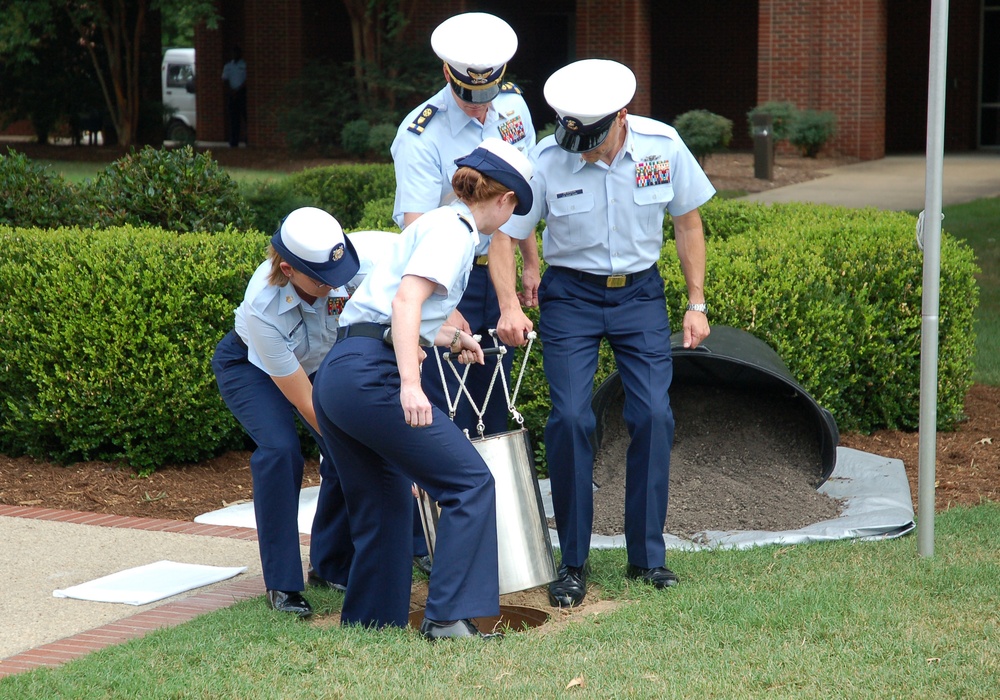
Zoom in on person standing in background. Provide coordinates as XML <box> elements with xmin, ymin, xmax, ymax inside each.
<box><xmin>222</xmin><ymin>46</ymin><xmax>247</xmax><ymax>148</ymax></box>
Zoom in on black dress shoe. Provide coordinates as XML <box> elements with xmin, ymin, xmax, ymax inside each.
<box><xmin>548</xmin><ymin>562</ymin><xmax>588</xmax><ymax>608</ymax></box>
<box><xmin>413</xmin><ymin>555</ymin><xmax>433</xmax><ymax>576</ymax></box>
<box><xmin>626</xmin><ymin>564</ymin><xmax>680</xmax><ymax>589</ymax></box>
<box><xmin>419</xmin><ymin>617</ymin><xmax>502</xmax><ymax>641</ymax></box>
<box><xmin>307</xmin><ymin>566</ymin><xmax>347</xmax><ymax>592</ymax></box>
<box><xmin>266</xmin><ymin>590</ymin><xmax>314</xmax><ymax>618</ymax></box>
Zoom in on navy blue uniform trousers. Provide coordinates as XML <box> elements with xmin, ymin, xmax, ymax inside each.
<box><xmin>313</xmin><ymin>335</ymin><xmax>499</xmax><ymax>629</ymax></box>
<box><xmin>538</xmin><ymin>268</ymin><xmax>675</xmax><ymax>570</ymax></box>
<box><xmin>422</xmin><ymin>264</ymin><xmax>515</xmax><ymax>436</ymax></box>
<box><xmin>212</xmin><ymin>331</ymin><xmax>353</xmax><ymax>591</ymax></box>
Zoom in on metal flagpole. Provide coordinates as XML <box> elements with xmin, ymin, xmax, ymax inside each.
<box><xmin>917</xmin><ymin>0</ymin><xmax>950</xmax><ymax>558</ymax></box>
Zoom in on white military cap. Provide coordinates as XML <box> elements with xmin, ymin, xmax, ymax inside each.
<box><xmin>271</xmin><ymin>207</ymin><xmax>360</xmax><ymax>288</ymax></box>
<box><xmin>543</xmin><ymin>59</ymin><xmax>637</xmax><ymax>152</ymax></box>
<box><xmin>431</xmin><ymin>12</ymin><xmax>518</xmax><ymax>104</ymax></box>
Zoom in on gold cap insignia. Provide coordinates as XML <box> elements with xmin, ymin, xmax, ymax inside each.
<box><xmin>467</xmin><ymin>69</ymin><xmax>492</xmax><ymax>85</ymax></box>
<box><xmin>330</xmin><ymin>244</ymin><xmax>344</xmax><ymax>261</ymax></box>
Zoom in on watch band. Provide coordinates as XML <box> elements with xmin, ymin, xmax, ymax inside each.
<box><xmin>686</xmin><ymin>302</ymin><xmax>708</xmax><ymax>314</ymax></box>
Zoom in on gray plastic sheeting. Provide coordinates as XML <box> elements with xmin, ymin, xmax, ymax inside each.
<box><xmin>538</xmin><ymin>446</ymin><xmax>915</xmax><ymax>552</ymax></box>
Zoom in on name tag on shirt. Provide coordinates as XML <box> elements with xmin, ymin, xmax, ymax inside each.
<box><xmin>556</xmin><ymin>189</ymin><xmax>584</xmax><ymax>199</ymax></box>
<box><xmin>635</xmin><ymin>159</ymin><xmax>671</xmax><ymax>187</ymax></box>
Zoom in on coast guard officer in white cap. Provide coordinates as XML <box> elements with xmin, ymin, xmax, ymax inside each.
<box><xmin>391</xmin><ymin>12</ymin><xmax>539</xmax><ymax>439</ymax></box>
<box><xmin>313</xmin><ymin>138</ymin><xmax>533</xmax><ymax>639</ymax></box>
<box><xmin>212</xmin><ymin>207</ymin><xmax>363</xmax><ymax>618</ymax></box>
<box><xmin>491</xmin><ymin>59</ymin><xmax>715</xmax><ymax>607</ymax></box>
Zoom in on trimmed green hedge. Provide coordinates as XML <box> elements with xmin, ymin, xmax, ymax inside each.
<box><xmin>0</xmin><ymin>199</ymin><xmax>979</xmax><ymax>473</ymax></box>
<box><xmin>0</xmin><ymin>227</ymin><xmax>263</xmax><ymax>472</ymax></box>
<box><xmin>282</xmin><ymin>163</ymin><xmax>396</xmax><ymax>231</ymax></box>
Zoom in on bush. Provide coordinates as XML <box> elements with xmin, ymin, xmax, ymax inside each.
<box><xmin>340</xmin><ymin>119</ymin><xmax>371</xmax><ymax>156</ymax></box>
<box><xmin>661</xmin><ymin>201</ymin><xmax>977</xmax><ymax>432</ymax></box>
<box><xmin>367</xmin><ymin>123</ymin><xmax>398</xmax><ymax>160</ymax></box>
<box><xmin>0</xmin><ymin>226</ymin><xmax>264</xmax><ymax>472</ymax></box>
<box><xmin>285</xmin><ymin>163</ymin><xmax>396</xmax><ymax>230</ymax></box>
<box><xmin>788</xmin><ymin>109</ymin><xmax>837</xmax><ymax>157</ymax></box>
<box><xmin>86</xmin><ymin>145</ymin><xmax>253</xmax><ymax>232</ymax></box>
<box><xmin>747</xmin><ymin>101</ymin><xmax>798</xmax><ymax>143</ymax></box>
<box><xmin>673</xmin><ymin>109</ymin><xmax>733</xmax><ymax>164</ymax></box>
<box><xmin>240</xmin><ymin>178</ymin><xmax>314</xmax><ymax>234</ymax></box>
<box><xmin>353</xmin><ymin>196</ymin><xmax>399</xmax><ymax>232</ymax></box>
<box><xmin>0</xmin><ymin>148</ymin><xmax>85</xmax><ymax>227</ymax></box>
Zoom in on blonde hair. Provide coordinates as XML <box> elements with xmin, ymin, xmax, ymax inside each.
<box><xmin>451</xmin><ymin>167</ymin><xmax>519</xmax><ymax>210</ymax></box>
<box><xmin>266</xmin><ymin>245</ymin><xmax>290</xmax><ymax>287</ymax></box>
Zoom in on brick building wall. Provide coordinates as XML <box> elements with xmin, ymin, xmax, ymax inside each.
<box><xmin>575</xmin><ymin>0</ymin><xmax>651</xmax><ymax>116</ymax></box>
<box><xmin>759</xmin><ymin>0</ymin><xmax>886</xmax><ymax>159</ymax></box>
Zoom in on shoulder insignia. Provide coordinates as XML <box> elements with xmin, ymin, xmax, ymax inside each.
<box><xmin>499</xmin><ymin>82</ymin><xmax>522</xmax><ymax>95</ymax></box>
<box><xmin>407</xmin><ymin>104</ymin><xmax>438</xmax><ymax>135</ymax></box>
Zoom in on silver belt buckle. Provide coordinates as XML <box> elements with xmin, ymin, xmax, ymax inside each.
<box><xmin>606</xmin><ymin>274</ymin><xmax>627</xmax><ymax>288</ymax></box>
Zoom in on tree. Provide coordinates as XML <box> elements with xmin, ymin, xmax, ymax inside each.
<box><xmin>0</xmin><ymin>0</ymin><xmax>217</xmax><ymax>147</ymax></box>
<box><xmin>341</xmin><ymin>0</ymin><xmax>421</xmax><ymax>116</ymax></box>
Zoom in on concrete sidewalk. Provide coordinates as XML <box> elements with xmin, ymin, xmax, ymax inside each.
<box><xmin>0</xmin><ymin>506</ymin><xmax>277</xmax><ymax>677</ymax></box>
<box><xmin>740</xmin><ymin>153</ymin><xmax>1000</xmax><ymax>210</ymax></box>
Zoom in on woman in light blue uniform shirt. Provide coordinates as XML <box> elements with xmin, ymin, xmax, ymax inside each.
<box><xmin>211</xmin><ymin>207</ymin><xmax>360</xmax><ymax>618</ymax></box>
<box><xmin>312</xmin><ymin>138</ymin><xmax>533</xmax><ymax>639</ymax></box>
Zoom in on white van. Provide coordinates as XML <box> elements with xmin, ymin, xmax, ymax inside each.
<box><xmin>162</xmin><ymin>48</ymin><xmax>196</xmax><ymax>142</ymax></box>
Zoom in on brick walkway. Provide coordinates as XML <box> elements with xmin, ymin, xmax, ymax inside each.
<box><xmin>0</xmin><ymin>505</ymin><xmax>305</xmax><ymax>679</ymax></box>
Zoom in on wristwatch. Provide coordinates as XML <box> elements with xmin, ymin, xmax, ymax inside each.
<box><xmin>686</xmin><ymin>302</ymin><xmax>708</xmax><ymax>314</ymax></box>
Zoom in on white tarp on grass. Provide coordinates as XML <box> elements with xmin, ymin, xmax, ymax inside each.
<box><xmin>53</xmin><ymin>560</ymin><xmax>247</xmax><ymax>605</ymax></box>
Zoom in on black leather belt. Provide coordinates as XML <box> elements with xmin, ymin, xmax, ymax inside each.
<box><xmin>551</xmin><ymin>264</ymin><xmax>657</xmax><ymax>289</ymax></box>
<box><xmin>473</xmin><ymin>254</ymin><xmax>489</xmax><ymax>267</ymax></box>
<box><xmin>336</xmin><ymin>322</ymin><xmax>391</xmax><ymax>343</ymax></box>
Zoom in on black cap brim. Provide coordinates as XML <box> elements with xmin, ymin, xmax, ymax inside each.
<box><xmin>449</xmin><ymin>80</ymin><xmax>501</xmax><ymax>105</ymax></box>
<box><xmin>554</xmin><ymin>122</ymin><xmax>614</xmax><ymax>153</ymax></box>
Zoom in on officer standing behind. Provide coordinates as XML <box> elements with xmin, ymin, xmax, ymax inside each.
<box><xmin>222</xmin><ymin>46</ymin><xmax>247</xmax><ymax>147</ymax></box>
<box><xmin>313</xmin><ymin>138</ymin><xmax>533</xmax><ymax>639</ymax></box>
<box><xmin>490</xmin><ymin>60</ymin><xmax>715</xmax><ymax>607</ymax></box>
<box><xmin>211</xmin><ymin>207</ymin><xmax>359</xmax><ymax>618</ymax></box>
<box><xmin>391</xmin><ymin>12</ymin><xmax>538</xmax><ymax>437</ymax></box>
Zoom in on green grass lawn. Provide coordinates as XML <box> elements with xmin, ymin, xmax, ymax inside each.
<box><xmin>2</xmin><ymin>503</ymin><xmax>997</xmax><ymax>699</ymax></box>
<box><xmin>35</xmin><ymin>158</ymin><xmax>291</xmax><ymax>186</ymax></box>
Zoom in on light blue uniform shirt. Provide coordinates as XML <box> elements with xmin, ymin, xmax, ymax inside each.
<box><xmin>234</xmin><ymin>232</ymin><xmax>398</xmax><ymax>377</ymax></box>
<box><xmin>391</xmin><ymin>84</ymin><xmax>534</xmax><ymax>255</ymax></box>
<box><xmin>502</xmin><ymin>115</ymin><xmax>717</xmax><ymax>275</ymax></box>
<box><xmin>340</xmin><ymin>202</ymin><xmax>480</xmax><ymax>345</ymax></box>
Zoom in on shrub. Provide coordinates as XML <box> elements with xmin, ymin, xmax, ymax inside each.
<box><xmin>240</xmin><ymin>178</ymin><xmax>314</xmax><ymax>234</ymax></box>
<box><xmin>788</xmin><ymin>109</ymin><xmax>837</xmax><ymax>157</ymax></box>
<box><xmin>285</xmin><ymin>163</ymin><xmax>396</xmax><ymax>230</ymax></box>
<box><xmin>353</xmin><ymin>196</ymin><xmax>399</xmax><ymax>232</ymax></box>
<box><xmin>86</xmin><ymin>145</ymin><xmax>253</xmax><ymax>232</ymax></box>
<box><xmin>660</xmin><ymin>202</ymin><xmax>977</xmax><ymax>432</ymax></box>
<box><xmin>340</xmin><ymin>119</ymin><xmax>371</xmax><ymax>156</ymax></box>
<box><xmin>0</xmin><ymin>226</ymin><xmax>264</xmax><ymax>472</ymax></box>
<box><xmin>673</xmin><ymin>109</ymin><xmax>733</xmax><ymax>164</ymax></box>
<box><xmin>0</xmin><ymin>148</ymin><xmax>85</xmax><ymax>227</ymax></box>
<box><xmin>747</xmin><ymin>101</ymin><xmax>798</xmax><ymax>143</ymax></box>
<box><xmin>367</xmin><ymin>123</ymin><xmax>398</xmax><ymax>160</ymax></box>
